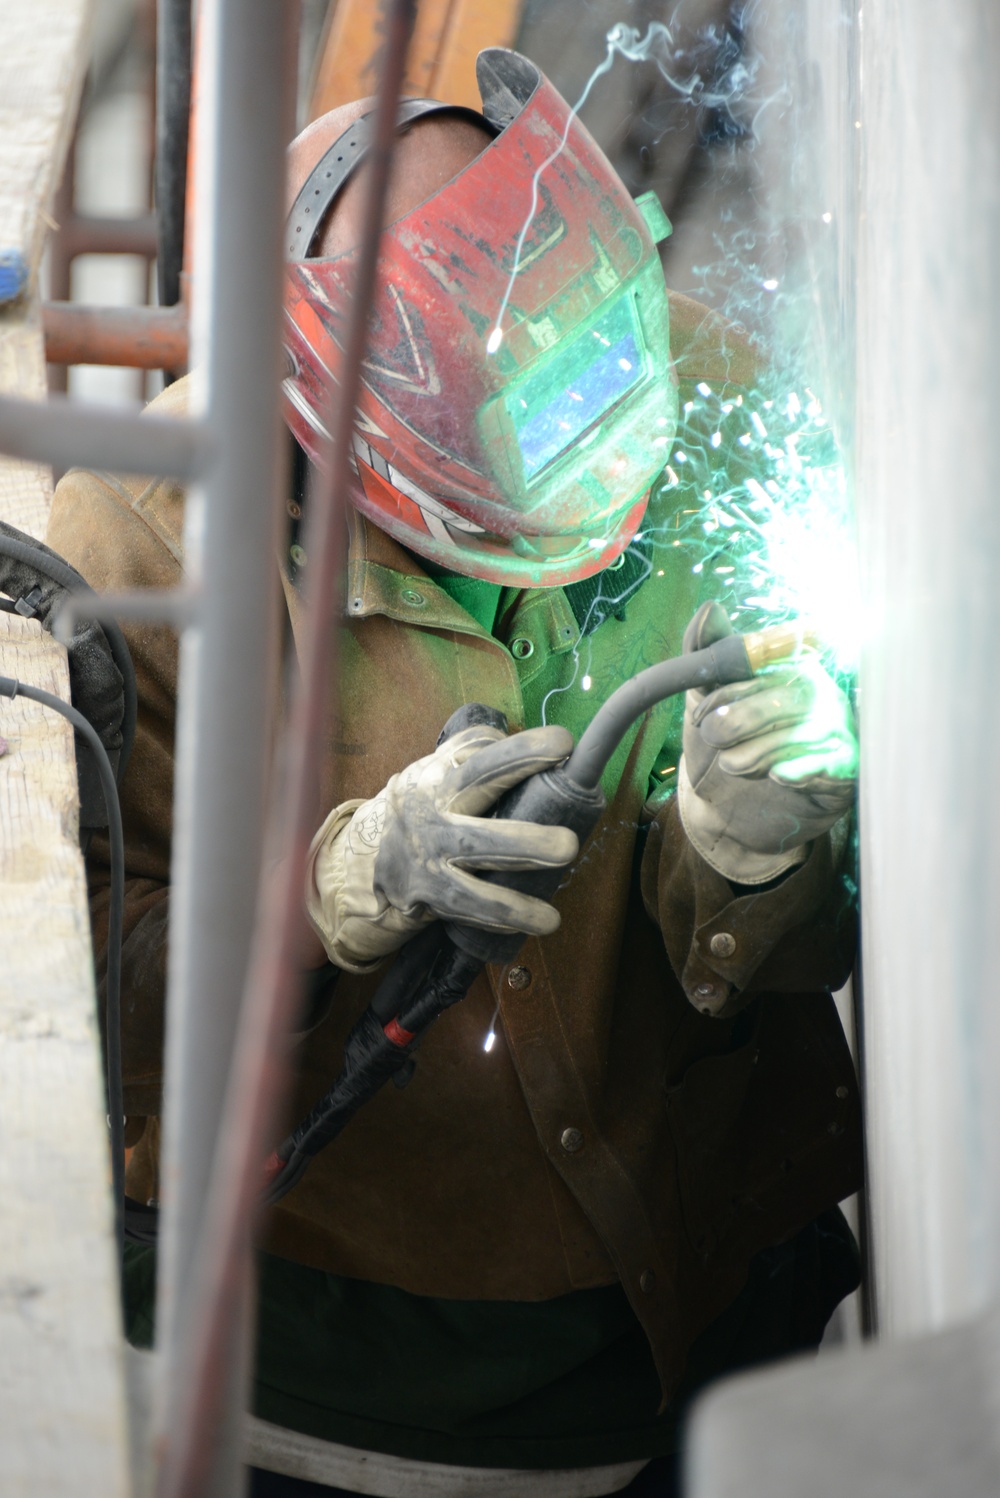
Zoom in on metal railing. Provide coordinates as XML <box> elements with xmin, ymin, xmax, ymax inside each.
<box><xmin>0</xmin><ymin>0</ymin><xmax>412</xmax><ymax>1491</ymax></box>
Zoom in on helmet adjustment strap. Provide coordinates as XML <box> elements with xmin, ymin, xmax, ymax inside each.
<box><xmin>286</xmin><ymin>99</ymin><xmax>494</xmax><ymax>260</ymax></box>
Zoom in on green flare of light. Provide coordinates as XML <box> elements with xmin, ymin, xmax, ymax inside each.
<box><xmin>766</xmin><ymin>654</ymin><xmax>860</xmax><ymax>784</ymax></box>
<box><xmin>657</xmin><ymin>379</ymin><xmax>862</xmax><ymax>688</ymax></box>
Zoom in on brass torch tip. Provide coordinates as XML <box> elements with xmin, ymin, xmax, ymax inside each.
<box><xmin>743</xmin><ymin>621</ymin><xmax>820</xmax><ymax>674</ymax></box>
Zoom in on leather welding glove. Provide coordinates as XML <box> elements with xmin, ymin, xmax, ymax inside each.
<box><xmin>678</xmin><ymin>601</ymin><xmax>857</xmax><ymax>884</ymax></box>
<box><xmin>306</xmin><ymin>722</ymin><xmax>578</xmax><ymax>973</ymax></box>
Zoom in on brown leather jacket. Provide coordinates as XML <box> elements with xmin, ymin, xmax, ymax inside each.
<box><xmin>46</xmin><ymin>292</ymin><xmax>861</xmax><ymax>1402</ymax></box>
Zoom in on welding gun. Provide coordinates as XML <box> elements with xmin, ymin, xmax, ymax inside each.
<box><xmin>263</xmin><ymin>620</ymin><xmax>814</xmax><ymax>1202</ymax></box>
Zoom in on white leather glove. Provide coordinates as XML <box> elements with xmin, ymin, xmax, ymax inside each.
<box><xmin>678</xmin><ymin>601</ymin><xmax>857</xmax><ymax>883</ymax></box>
<box><xmin>306</xmin><ymin>722</ymin><xmax>578</xmax><ymax>972</ymax></box>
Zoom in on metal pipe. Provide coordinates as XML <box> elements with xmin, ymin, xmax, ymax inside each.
<box><xmin>57</xmin><ymin>212</ymin><xmax>159</xmax><ymax>259</ymax></box>
<box><xmin>155</xmin><ymin>0</ymin><xmax>192</xmax><ymax>309</ymax></box>
<box><xmin>152</xmin><ymin>1</ymin><xmax>298</xmax><ymax>1495</ymax></box>
<box><xmin>55</xmin><ymin>587</ymin><xmax>199</xmax><ymax>636</ymax></box>
<box><xmin>854</xmin><ymin>0</ymin><xmax>1000</xmax><ymax>1341</ymax></box>
<box><xmin>0</xmin><ymin>392</ymin><xmax>209</xmax><ymax>477</ymax></box>
<box><xmin>42</xmin><ymin>302</ymin><xmax>189</xmax><ymax>370</ymax></box>
<box><xmin>157</xmin><ymin>3</ymin><xmax>416</xmax><ymax>1494</ymax></box>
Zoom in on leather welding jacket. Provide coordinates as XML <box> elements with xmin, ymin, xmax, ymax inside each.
<box><xmin>46</xmin><ymin>291</ymin><xmax>862</xmax><ymax>1405</ymax></box>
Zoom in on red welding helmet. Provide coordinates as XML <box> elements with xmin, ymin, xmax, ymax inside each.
<box><xmin>283</xmin><ymin>49</ymin><xmax>678</xmax><ymax>587</ymax></box>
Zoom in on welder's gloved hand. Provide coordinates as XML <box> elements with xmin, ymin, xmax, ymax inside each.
<box><xmin>678</xmin><ymin>601</ymin><xmax>857</xmax><ymax>884</ymax></box>
<box><xmin>306</xmin><ymin>722</ymin><xmax>578</xmax><ymax>972</ymax></box>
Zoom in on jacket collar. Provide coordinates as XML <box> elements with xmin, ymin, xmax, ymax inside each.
<box><xmin>345</xmin><ymin>507</ymin><xmax>579</xmax><ymax>656</ymax></box>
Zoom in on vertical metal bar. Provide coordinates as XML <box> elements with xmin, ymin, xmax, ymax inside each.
<box><xmin>155</xmin><ymin>0</ymin><xmax>192</xmax><ymax>309</ymax></box>
<box><xmin>153</xmin><ymin>2</ymin><xmax>297</xmax><ymax>1495</ymax></box>
<box><xmin>157</xmin><ymin>3</ymin><xmax>416</xmax><ymax>1493</ymax></box>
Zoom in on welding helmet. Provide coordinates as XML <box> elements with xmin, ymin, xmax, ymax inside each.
<box><xmin>282</xmin><ymin>49</ymin><xmax>678</xmax><ymax>587</ymax></box>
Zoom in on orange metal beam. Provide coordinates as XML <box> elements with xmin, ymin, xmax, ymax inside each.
<box><xmin>405</xmin><ymin>0</ymin><xmax>456</xmax><ymax>99</ymax></box>
<box><xmin>310</xmin><ymin>0</ymin><xmax>390</xmax><ymax>116</ymax></box>
<box><xmin>430</xmin><ymin>0</ymin><xmax>523</xmax><ymax>109</ymax></box>
<box><xmin>42</xmin><ymin>301</ymin><xmax>189</xmax><ymax>370</ymax></box>
<box><xmin>309</xmin><ymin>0</ymin><xmax>524</xmax><ymax>119</ymax></box>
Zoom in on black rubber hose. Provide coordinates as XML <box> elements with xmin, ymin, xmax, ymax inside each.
<box><xmin>155</xmin><ymin>0</ymin><xmax>192</xmax><ymax>315</ymax></box>
<box><xmin>566</xmin><ymin>632</ymin><xmax>754</xmax><ymax>791</ymax></box>
<box><xmin>0</xmin><ymin>529</ymin><xmax>137</xmax><ymax>784</ymax></box>
<box><xmin>0</xmin><ymin>674</ymin><xmax>125</xmax><ymax>1265</ymax></box>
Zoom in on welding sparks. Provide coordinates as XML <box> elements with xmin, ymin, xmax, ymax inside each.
<box><xmin>658</xmin><ymin>378</ymin><xmax>861</xmax><ymax>679</ymax></box>
<box><xmin>483</xmin><ymin>1001</ymin><xmax>501</xmax><ymax>1053</ymax></box>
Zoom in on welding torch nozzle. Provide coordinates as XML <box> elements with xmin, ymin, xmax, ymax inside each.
<box><xmin>742</xmin><ymin>621</ymin><xmax>820</xmax><ymax>674</ymax></box>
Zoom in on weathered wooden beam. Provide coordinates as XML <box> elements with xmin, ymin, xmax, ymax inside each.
<box><xmin>0</xmin><ymin>615</ymin><xmax>130</xmax><ymax>1498</ymax></box>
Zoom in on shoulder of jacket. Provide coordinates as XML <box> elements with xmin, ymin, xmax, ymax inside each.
<box><xmin>667</xmin><ymin>290</ymin><xmax>762</xmax><ymax>393</ymax></box>
<box><xmin>47</xmin><ymin>374</ymin><xmax>195</xmax><ymax>582</ymax></box>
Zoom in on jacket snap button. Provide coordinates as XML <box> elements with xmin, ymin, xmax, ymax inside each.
<box><xmin>560</xmin><ymin>1127</ymin><xmax>584</xmax><ymax>1154</ymax></box>
<box><xmin>510</xmin><ymin>637</ymin><xmax>534</xmax><ymax>660</ymax></box>
<box><xmin>836</xmin><ymin>1085</ymin><xmax>849</xmax><ymax>1099</ymax></box>
<box><xmin>506</xmin><ymin>965</ymin><xmax>531</xmax><ymax>991</ymax></box>
<box><xmin>401</xmin><ymin>588</ymin><xmax>426</xmax><ymax>607</ymax></box>
<box><xmin>639</xmin><ymin>1269</ymin><xmax>656</xmax><ymax>1293</ymax></box>
<box><xmin>709</xmin><ymin>931</ymin><xmax>736</xmax><ymax>958</ymax></box>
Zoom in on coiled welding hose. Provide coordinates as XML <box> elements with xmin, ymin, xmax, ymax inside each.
<box><xmin>0</xmin><ymin>523</ymin><xmax>137</xmax><ymax>797</ymax></box>
<box><xmin>264</xmin><ymin>621</ymin><xmax>809</xmax><ymax>1204</ymax></box>
<box><xmin>0</xmin><ymin>525</ymin><xmax>136</xmax><ymax>1266</ymax></box>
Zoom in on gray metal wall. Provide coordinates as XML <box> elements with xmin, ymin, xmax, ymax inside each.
<box><xmin>688</xmin><ymin>0</ymin><xmax>1000</xmax><ymax>1490</ymax></box>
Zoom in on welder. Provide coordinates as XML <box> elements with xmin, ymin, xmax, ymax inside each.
<box><xmin>47</xmin><ymin>50</ymin><xmax>861</xmax><ymax>1498</ymax></box>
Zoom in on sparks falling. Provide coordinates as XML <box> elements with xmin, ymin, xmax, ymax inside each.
<box><xmin>657</xmin><ymin>378</ymin><xmax>861</xmax><ymax>684</ymax></box>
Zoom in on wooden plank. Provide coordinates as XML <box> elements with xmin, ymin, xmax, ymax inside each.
<box><xmin>0</xmin><ymin>2</ymin><xmax>132</xmax><ymax>1493</ymax></box>
<box><xmin>0</xmin><ymin>315</ymin><xmax>56</xmax><ymax>539</ymax></box>
<box><xmin>0</xmin><ymin>613</ymin><xmax>130</xmax><ymax>1498</ymax></box>
<box><xmin>0</xmin><ymin>0</ymin><xmax>93</xmax><ymax>302</ymax></box>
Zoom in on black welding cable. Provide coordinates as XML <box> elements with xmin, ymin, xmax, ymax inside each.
<box><xmin>566</xmin><ymin>633</ymin><xmax>756</xmax><ymax>791</ymax></box>
<box><xmin>0</xmin><ymin>674</ymin><xmax>126</xmax><ymax>1264</ymax></box>
<box><xmin>0</xmin><ymin>531</ymin><xmax>137</xmax><ymax>782</ymax></box>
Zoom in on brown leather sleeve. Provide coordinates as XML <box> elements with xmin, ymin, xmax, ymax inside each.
<box><xmin>640</xmin><ymin>795</ymin><xmax>856</xmax><ymax>1015</ymax></box>
<box><xmin>46</xmin><ymin>383</ymin><xmax>191</xmax><ymax>1121</ymax></box>
<box><xmin>89</xmin><ymin>876</ymin><xmax>170</xmax><ymax>1117</ymax></box>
